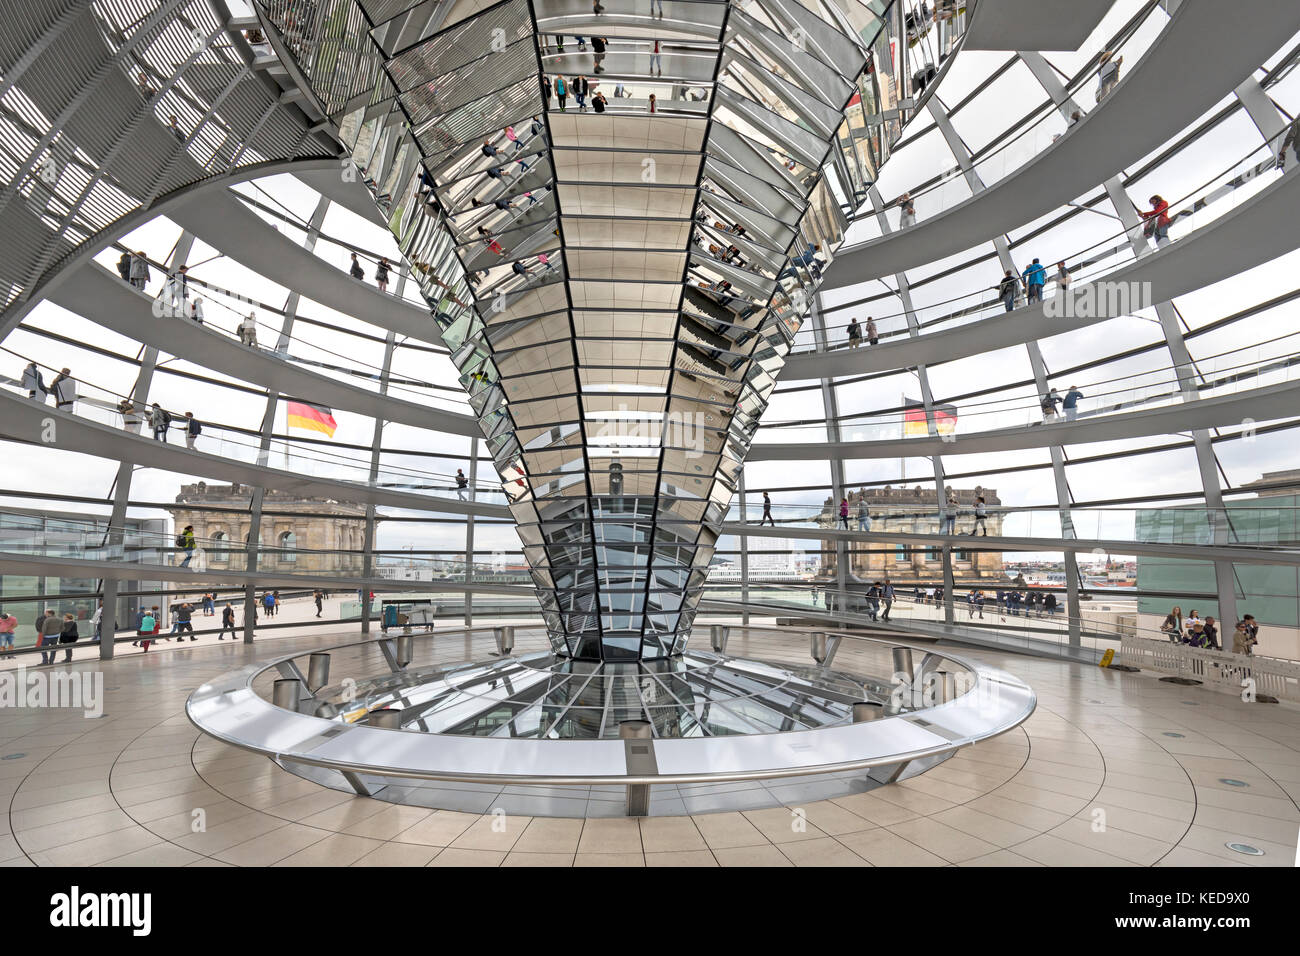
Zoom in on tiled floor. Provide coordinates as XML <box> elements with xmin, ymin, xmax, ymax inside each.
<box><xmin>0</xmin><ymin>625</ymin><xmax>1297</xmax><ymax>866</ymax></box>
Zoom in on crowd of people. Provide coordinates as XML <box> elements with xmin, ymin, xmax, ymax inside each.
<box><xmin>910</xmin><ymin>585</ymin><xmax>1058</xmax><ymax>617</ymax></box>
<box><xmin>1159</xmin><ymin>605</ymin><xmax>1259</xmax><ymax>654</ymax></box>
<box><xmin>977</xmin><ymin>588</ymin><xmax>1059</xmax><ymax>618</ymax></box>
<box><xmin>825</xmin><ymin>492</ymin><xmax>990</xmax><ymax>536</ymax></box>
<box><xmin>0</xmin><ymin>589</ymin><xmax>372</xmax><ymax>662</ymax></box>
<box><xmin>853</xmin><ymin>190</ymin><xmax>1175</xmax><ymax>354</ymax></box>
<box><xmin>3</xmin><ymin>589</ymin><xmax>329</xmax><ymax>660</ymax></box>
<box><xmin>131</xmin><ymin>599</ymin><xmax>236</xmax><ymax>650</ymax></box>
<box><xmin>4</xmin><ymin>602</ymin><xmax>104</xmax><ymax>664</ymax></box>
<box><xmin>111</xmin><ymin>398</ymin><xmax>205</xmax><ymax>446</ymax></box>
<box><xmin>129</xmin><ymin>590</ymin><xmax>284</xmax><ymax>650</ymax></box>
<box><xmin>460</xmin><ymin>119</ymin><xmax>553</xmax><ymax>271</ymax></box>
<box><xmin>997</xmin><ymin>259</ymin><xmax>1071</xmax><ymax>312</ymax></box>
<box><xmin>538</xmin><ymin>29</ymin><xmax>710</xmax><ymax>116</ymax></box>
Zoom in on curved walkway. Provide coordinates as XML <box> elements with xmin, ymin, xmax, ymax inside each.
<box><xmin>0</xmin><ymin>552</ymin><xmax>530</xmax><ymax>595</ymax></box>
<box><xmin>0</xmin><ymin>390</ymin><xmax>507</xmax><ymax>518</ymax></box>
<box><xmin>1</xmin><ymin>157</ymin><xmax>341</xmax><ymax>334</ymax></box>
<box><xmin>962</xmin><ymin>0</ymin><xmax>1111</xmax><ymax>52</ymax></box>
<box><xmin>50</xmin><ymin>262</ymin><xmax>481</xmax><ymax>437</ymax></box>
<box><xmin>532</xmin><ymin>0</ymin><xmax>728</xmax><ymax>42</ymax></box>
<box><xmin>1</xmin><ymin>625</ymin><xmax>1293</xmax><ymax>866</ymax></box>
<box><xmin>786</xmin><ymin>159</ymin><xmax>1300</xmax><ymax>379</ymax></box>
<box><xmin>294</xmin><ymin>169</ymin><xmax>389</xmax><ymax>228</ymax></box>
<box><xmin>168</xmin><ymin>188</ymin><xmax>447</xmax><ymax>349</ymax></box>
<box><xmin>716</xmin><ymin>522</ymin><xmax>1300</xmax><ymax>567</ymax></box>
<box><xmin>748</xmin><ymin>377</ymin><xmax>1300</xmax><ymax>460</ymax></box>
<box><xmin>821</xmin><ymin>0</ymin><xmax>1300</xmax><ymax>290</ymax></box>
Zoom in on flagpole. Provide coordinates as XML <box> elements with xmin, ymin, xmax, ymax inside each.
<box><xmin>900</xmin><ymin>391</ymin><xmax>906</xmax><ymax>483</ymax></box>
<box><xmin>283</xmin><ymin>398</ymin><xmax>289</xmax><ymax>471</ymax></box>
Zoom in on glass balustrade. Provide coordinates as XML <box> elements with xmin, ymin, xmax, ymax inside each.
<box><xmin>0</xmin><ymin>377</ymin><xmax>507</xmax><ymax>504</ymax></box>
<box><xmin>798</xmin><ymin>114</ymin><xmax>1291</xmax><ymax>353</ymax></box>
<box><xmin>756</xmin><ymin>338</ymin><xmax>1300</xmax><ymax>444</ymax></box>
<box><xmin>721</xmin><ymin>501</ymin><xmax>1300</xmax><ymax>548</ymax></box>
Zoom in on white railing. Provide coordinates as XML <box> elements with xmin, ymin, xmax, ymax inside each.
<box><xmin>1119</xmin><ymin>636</ymin><xmax>1300</xmax><ymax>704</ymax></box>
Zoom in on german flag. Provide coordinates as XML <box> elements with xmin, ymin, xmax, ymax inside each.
<box><xmin>286</xmin><ymin>400</ymin><xmax>337</xmax><ymax>437</ymax></box>
<box><xmin>902</xmin><ymin>396</ymin><xmax>957</xmax><ymax>438</ymax></box>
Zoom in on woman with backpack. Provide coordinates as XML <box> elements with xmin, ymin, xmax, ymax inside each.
<box><xmin>129</xmin><ymin>251</ymin><xmax>151</xmax><ymax>290</ymax></box>
<box><xmin>51</xmin><ymin>368</ymin><xmax>76</xmax><ymax>410</ymax></box>
<box><xmin>238</xmin><ymin>312</ymin><xmax>258</xmax><ymax>348</ymax></box>
<box><xmin>21</xmin><ymin>362</ymin><xmax>46</xmax><ymax>402</ymax></box>
<box><xmin>1041</xmin><ymin>389</ymin><xmax>1061</xmax><ymax>422</ymax></box>
<box><xmin>218</xmin><ymin>603</ymin><xmax>237</xmax><ymax>640</ymax></box>
<box><xmin>150</xmin><ymin>403</ymin><xmax>171</xmax><ymax>441</ymax></box>
<box><xmin>376</xmin><ymin>257</ymin><xmax>390</xmax><ymax>293</ymax></box>
<box><xmin>58</xmin><ymin>613</ymin><xmax>79</xmax><ymax>663</ymax></box>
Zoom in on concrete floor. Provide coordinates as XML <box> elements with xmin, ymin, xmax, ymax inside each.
<box><xmin>0</xmin><ymin>620</ymin><xmax>1296</xmax><ymax>867</ymax></box>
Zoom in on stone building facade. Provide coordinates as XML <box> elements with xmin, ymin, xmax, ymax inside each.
<box><xmin>167</xmin><ymin>482</ymin><xmax>369</xmax><ymax>573</ymax></box>
<box><xmin>816</xmin><ymin>484</ymin><xmax>1004</xmax><ymax>584</ymax></box>
<box><xmin>1240</xmin><ymin>469</ymin><xmax>1300</xmax><ymax>497</ymax></box>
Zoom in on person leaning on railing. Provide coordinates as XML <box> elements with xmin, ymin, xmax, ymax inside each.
<box><xmin>1232</xmin><ymin>621</ymin><xmax>1256</xmax><ymax>656</ymax></box>
<box><xmin>118</xmin><ymin>398</ymin><xmax>140</xmax><ymax>432</ymax></box>
<box><xmin>1095</xmin><ymin>50</ymin><xmax>1122</xmax><ymax>102</ymax></box>
<box><xmin>1201</xmin><ymin>616</ymin><xmax>1220</xmax><ymax>651</ymax></box>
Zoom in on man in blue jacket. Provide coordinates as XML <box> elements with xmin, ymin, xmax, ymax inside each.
<box><xmin>1062</xmin><ymin>385</ymin><xmax>1084</xmax><ymax>421</ymax></box>
<box><xmin>1021</xmin><ymin>258</ymin><xmax>1047</xmax><ymax>304</ymax></box>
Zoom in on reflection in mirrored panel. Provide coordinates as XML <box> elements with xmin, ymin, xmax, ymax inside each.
<box><xmin>267</xmin><ymin>0</ymin><xmax>906</xmax><ymax>660</ymax></box>
<box><xmin>315</xmin><ymin>648</ymin><xmax>890</xmax><ymax>738</ymax></box>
